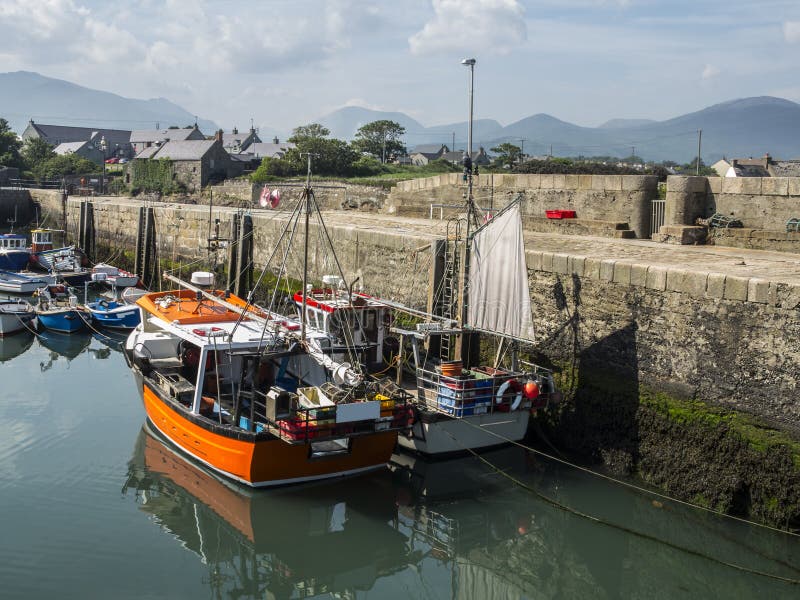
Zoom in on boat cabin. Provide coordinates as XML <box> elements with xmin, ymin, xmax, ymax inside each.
<box><xmin>0</xmin><ymin>234</ymin><xmax>27</xmax><ymax>250</ymax></box>
<box><xmin>30</xmin><ymin>229</ymin><xmax>59</xmax><ymax>253</ymax></box>
<box><xmin>294</xmin><ymin>277</ymin><xmax>391</xmax><ymax>371</ymax></box>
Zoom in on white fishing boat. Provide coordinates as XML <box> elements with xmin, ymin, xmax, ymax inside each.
<box><xmin>392</xmin><ymin>201</ymin><xmax>556</xmax><ymax>456</ymax></box>
<box><xmin>0</xmin><ymin>298</ymin><xmax>36</xmax><ymax>335</ymax></box>
<box><xmin>0</xmin><ymin>270</ymin><xmax>56</xmax><ymax>294</ymax></box>
<box><xmin>92</xmin><ymin>263</ymin><xmax>140</xmax><ymax>288</ymax></box>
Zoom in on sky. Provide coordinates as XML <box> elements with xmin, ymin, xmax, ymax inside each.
<box><xmin>1</xmin><ymin>0</ymin><xmax>799</xmax><ymax>133</ymax></box>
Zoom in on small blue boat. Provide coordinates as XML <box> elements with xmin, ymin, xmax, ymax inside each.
<box><xmin>0</xmin><ymin>233</ymin><xmax>31</xmax><ymax>271</ymax></box>
<box><xmin>85</xmin><ymin>299</ymin><xmax>140</xmax><ymax>329</ymax></box>
<box><xmin>34</xmin><ymin>284</ymin><xmax>90</xmax><ymax>334</ymax></box>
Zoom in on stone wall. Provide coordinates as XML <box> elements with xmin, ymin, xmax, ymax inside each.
<box><xmin>206</xmin><ymin>180</ymin><xmax>389</xmax><ymax>211</ymax></box>
<box><xmin>31</xmin><ymin>190</ymin><xmax>431</xmax><ymax>308</ymax></box>
<box><xmin>664</xmin><ymin>175</ymin><xmax>800</xmax><ymax>252</ymax></box>
<box><xmin>527</xmin><ymin>247</ymin><xmax>800</xmax><ymax>431</ymax></box>
<box><xmin>0</xmin><ymin>188</ymin><xmax>36</xmax><ymax>227</ymax></box>
<box><xmin>390</xmin><ymin>173</ymin><xmax>658</xmax><ymax>238</ymax></box>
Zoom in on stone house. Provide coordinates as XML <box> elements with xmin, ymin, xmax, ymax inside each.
<box><xmin>714</xmin><ymin>154</ymin><xmax>800</xmax><ymax>178</ymax></box>
<box><xmin>53</xmin><ymin>139</ymin><xmax>104</xmax><ymax>164</ymax></box>
<box><xmin>130</xmin><ymin>125</ymin><xmax>206</xmax><ymax>155</ymax></box>
<box><xmin>245</xmin><ymin>138</ymin><xmax>296</xmax><ymax>160</ymax></box>
<box><xmin>441</xmin><ymin>147</ymin><xmax>491</xmax><ymax>168</ymax></box>
<box><xmin>22</xmin><ymin>120</ymin><xmax>133</xmax><ymax>158</ymax></box>
<box><xmin>221</xmin><ymin>127</ymin><xmax>261</xmax><ymax>153</ymax></box>
<box><xmin>133</xmin><ymin>133</ymin><xmax>241</xmax><ymax>191</ymax></box>
<box><xmin>409</xmin><ymin>144</ymin><xmax>449</xmax><ymax>166</ymax></box>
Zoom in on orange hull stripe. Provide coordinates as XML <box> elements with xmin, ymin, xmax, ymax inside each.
<box><xmin>142</xmin><ymin>384</ymin><xmax>398</xmax><ymax>485</ymax></box>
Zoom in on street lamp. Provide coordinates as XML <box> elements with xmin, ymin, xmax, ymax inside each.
<box><xmin>99</xmin><ymin>135</ymin><xmax>107</xmax><ymax>195</ymax></box>
<box><xmin>461</xmin><ymin>57</ymin><xmax>476</xmax><ymax>220</ymax></box>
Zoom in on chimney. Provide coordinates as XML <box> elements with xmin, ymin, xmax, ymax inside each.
<box><xmin>214</xmin><ymin>129</ymin><xmax>223</xmax><ymax>143</ymax></box>
<box><xmin>273</xmin><ymin>136</ymin><xmax>279</xmax><ymax>144</ymax></box>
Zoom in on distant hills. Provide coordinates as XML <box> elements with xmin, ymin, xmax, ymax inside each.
<box><xmin>2</xmin><ymin>71</ymin><xmax>799</xmax><ymax>163</ymax></box>
<box><xmin>0</xmin><ymin>71</ymin><xmax>217</xmax><ymax>135</ymax></box>
<box><xmin>317</xmin><ymin>97</ymin><xmax>800</xmax><ymax>163</ymax></box>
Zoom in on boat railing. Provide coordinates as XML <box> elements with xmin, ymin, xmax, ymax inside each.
<box><xmin>247</xmin><ymin>386</ymin><xmax>415</xmax><ymax>445</ymax></box>
<box><xmin>415</xmin><ymin>364</ymin><xmax>553</xmax><ymax>417</ymax></box>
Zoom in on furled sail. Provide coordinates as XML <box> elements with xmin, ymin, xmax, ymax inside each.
<box><xmin>466</xmin><ymin>203</ymin><xmax>535</xmax><ymax>342</ymax></box>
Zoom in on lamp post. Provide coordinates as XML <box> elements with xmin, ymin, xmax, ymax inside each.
<box><xmin>99</xmin><ymin>135</ymin><xmax>107</xmax><ymax>195</ymax></box>
<box><xmin>461</xmin><ymin>57</ymin><xmax>476</xmax><ymax>222</ymax></box>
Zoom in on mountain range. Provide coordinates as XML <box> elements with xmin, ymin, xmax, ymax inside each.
<box><xmin>2</xmin><ymin>71</ymin><xmax>799</xmax><ymax>163</ymax></box>
<box><xmin>0</xmin><ymin>71</ymin><xmax>218</xmax><ymax>135</ymax></box>
<box><xmin>316</xmin><ymin>98</ymin><xmax>800</xmax><ymax>163</ymax></box>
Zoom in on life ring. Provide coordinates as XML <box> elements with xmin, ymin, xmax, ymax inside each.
<box><xmin>496</xmin><ymin>379</ymin><xmax>524</xmax><ymax>411</ymax></box>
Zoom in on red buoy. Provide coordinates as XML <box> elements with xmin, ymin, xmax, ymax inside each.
<box><xmin>524</xmin><ymin>380</ymin><xmax>540</xmax><ymax>399</ymax></box>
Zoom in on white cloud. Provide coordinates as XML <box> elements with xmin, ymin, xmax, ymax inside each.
<box><xmin>701</xmin><ymin>64</ymin><xmax>720</xmax><ymax>80</ymax></box>
<box><xmin>409</xmin><ymin>0</ymin><xmax>527</xmax><ymax>55</ymax></box>
<box><xmin>784</xmin><ymin>21</ymin><xmax>800</xmax><ymax>43</ymax></box>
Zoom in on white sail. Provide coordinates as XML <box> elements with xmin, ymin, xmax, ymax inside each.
<box><xmin>467</xmin><ymin>203</ymin><xmax>535</xmax><ymax>342</ymax></box>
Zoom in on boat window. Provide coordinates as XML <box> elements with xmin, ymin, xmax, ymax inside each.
<box><xmin>309</xmin><ymin>438</ymin><xmax>350</xmax><ymax>458</ymax></box>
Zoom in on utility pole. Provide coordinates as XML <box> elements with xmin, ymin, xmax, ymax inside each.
<box><xmin>382</xmin><ymin>127</ymin><xmax>386</xmax><ymax>164</ymax></box>
<box><xmin>519</xmin><ymin>138</ymin><xmax>526</xmax><ymax>164</ymax></box>
<box><xmin>452</xmin><ymin>131</ymin><xmax>455</xmax><ymax>152</ymax></box>
<box><xmin>696</xmin><ymin>129</ymin><xmax>702</xmax><ymax>175</ymax></box>
<box><xmin>549</xmin><ymin>144</ymin><xmax>553</xmax><ymax>159</ymax></box>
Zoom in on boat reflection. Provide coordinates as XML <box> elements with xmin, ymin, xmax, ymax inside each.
<box><xmin>37</xmin><ymin>329</ymin><xmax>92</xmax><ymax>371</ymax></box>
<box><xmin>0</xmin><ymin>330</ymin><xmax>34</xmax><ymax>362</ymax></box>
<box><xmin>123</xmin><ymin>424</ymin><xmax>416</xmax><ymax>599</ymax></box>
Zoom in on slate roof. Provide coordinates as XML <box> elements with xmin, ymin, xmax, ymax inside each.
<box><xmin>27</xmin><ymin>122</ymin><xmax>131</xmax><ymax>146</ymax></box>
<box><xmin>411</xmin><ymin>144</ymin><xmax>449</xmax><ymax>154</ymax></box>
<box><xmin>246</xmin><ymin>142</ymin><xmax>296</xmax><ymax>159</ymax></box>
<box><xmin>732</xmin><ymin>164</ymin><xmax>770</xmax><ymax>177</ymax></box>
<box><xmin>134</xmin><ymin>140</ymin><xmax>217</xmax><ymax>161</ymax></box>
<box><xmin>130</xmin><ymin>128</ymin><xmax>202</xmax><ymax>143</ymax></box>
<box><xmin>770</xmin><ymin>160</ymin><xmax>800</xmax><ymax>177</ymax></box>
<box><xmin>54</xmin><ymin>141</ymin><xmax>88</xmax><ymax>154</ymax></box>
<box><xmin>221</xmin><ymin>131</ymin><xmax>260</xmax><ymax>150</ymax></box>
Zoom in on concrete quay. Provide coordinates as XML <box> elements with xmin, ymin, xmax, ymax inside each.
<box><xmin>524</xmin><ymin>232</ymin><xmax>800</xmax><ymax>307</ymax></box>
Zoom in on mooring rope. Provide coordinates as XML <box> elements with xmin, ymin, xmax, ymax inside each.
<box><xmin>451</xmin><ymin>411</ymin><xmax>800</xmax><ymax>539</ymax></box>
<box><xmin>426</xmin><ymin>419</ymin><xmax>800</xmax><ymax>585</ymax></box>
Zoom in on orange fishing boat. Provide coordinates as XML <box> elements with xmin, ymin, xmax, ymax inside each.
<box><xmin>125</xmin><ymin>163</ymin><xmax>415</xmax><ymax>487</ymax></box>
<box><xmin>124</xmin><ymin>272</ymin><xmax>413</xmax><ymax>487</ymax></box>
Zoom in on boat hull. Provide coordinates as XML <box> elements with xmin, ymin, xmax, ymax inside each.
<box><xmin>0</xmin><ymin>251</ymin><xmax>31</xmax><ymax>271</ymax></box>
<box><xmin>141</xmin><ymin>382</ymin><xmax>399</xmax><ymax>487</ymax></box>
<box><xmin>0</xmin><ymin>306</ymin><xmax>35</xmax><ymax>335</ymax></box>
<box><xmin>36</xmin><ymin>309</ymin><xmax>87</xmax><ymax>333</ymax></box>
<box><xmin>87</xmin><ymin>302</ymin><xmax>141</xmax><ymax>329</ymax></box>
<box><xmin>396</xmin><ymin>409</ymin><xmax>530</xmax><ymax>456</ymax></box>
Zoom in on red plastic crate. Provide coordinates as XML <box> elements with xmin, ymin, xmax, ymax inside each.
<box><xmin>546</xmin><ymin>210</ymin><xmax>576</xmax><ymax>219</ymax></box>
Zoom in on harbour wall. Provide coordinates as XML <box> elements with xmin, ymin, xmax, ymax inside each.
<box><xmin>30</xmin><ymin>190</ymin><xmax>432</xmax><ymax>308</ymax></box>
<box><xmin>0</xmin><ymin>188</ymin><xmax>37</xmax><ymax>228</ymax></box>
<box><xmin>29</xmin><ymin>188</ymin><xmax>800</xmax><ymax>524</ymax></box>
<box><xmin>389</xmin><ymin>173</ymin><xmax>658</xmax><ymax>238</ymax></box>
<box><xmin>31</xmin><ymin>188</ymin><xmax>799</xmax><ymax>426</ymax></box>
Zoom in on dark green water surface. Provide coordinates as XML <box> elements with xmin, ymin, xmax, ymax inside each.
<box><xmin>0</xmin><ymin>330</ymin><xmax>798</xmax><ymax>599</ymax></box>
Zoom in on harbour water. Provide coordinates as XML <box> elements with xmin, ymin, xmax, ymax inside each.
<box><xmin>0</xmin><ymin>330</ymin><xmax>798</xmax><ymax>599</ymax></box>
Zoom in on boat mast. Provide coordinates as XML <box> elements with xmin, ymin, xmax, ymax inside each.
<box><xmin>299</xmin><ymin>153</ymin><xmax>316</xmax><ymax>343</ymax></box>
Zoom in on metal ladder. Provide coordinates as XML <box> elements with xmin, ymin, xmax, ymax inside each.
<box><xmin>439</xmin><ymin>219</ymin><xmax>462</xmax><ymax>363</ymax></box>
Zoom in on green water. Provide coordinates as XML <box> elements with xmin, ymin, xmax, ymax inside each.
<box><xmin>0</xmin><ymin>330</ymin><xmax>798</xmax><ymax>599</ymax></box>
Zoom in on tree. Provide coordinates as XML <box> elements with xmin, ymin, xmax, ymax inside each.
<box><xmin>0</xmin><ymin>118</ymin><xmax>23</xmax><ymax>168</ymax></box>
<box><xmin>31</xmin><ymin>154</ymin><xmax>99</xmax><ymax>181</ymax></box>
<box><xmin>289</xmin><ymin>123</ymin><xmax>330</xmax><ymax>142</ymax></box>
<box><xmin>490</xmin><ymin>143</ymin><xmax>521</xmax><ymax>169</ymax></box>
<box><xmin>22</xmin><ymin>137</ymin><xmax>55</xmax><ymax>169</ymax></box>
<box><xmin>282</xmin><ymin>137</ymin><xmax>359</xmax><ymax>177</ymax></box>
<box><xmin>351</xmin><ymin>120</ymin><xmax>406</xmax><ymax>163</ymax></box>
